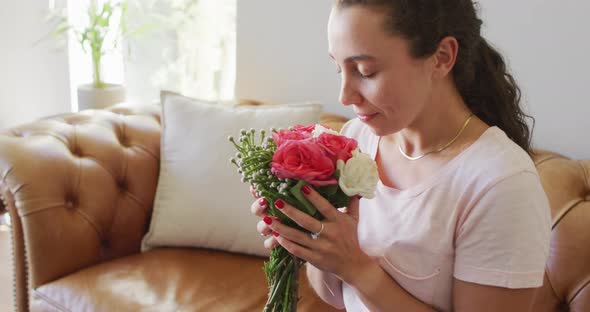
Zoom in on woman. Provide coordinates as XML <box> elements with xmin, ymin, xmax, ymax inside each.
<box><xmin>251</xmin><ymin>1</ymin><xmax>551</xmax><ymax>311</ymax></box>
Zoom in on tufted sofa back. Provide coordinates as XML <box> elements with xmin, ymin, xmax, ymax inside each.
<box><xmin>531</xmin><ymin>152</ymin><xmax>590</xmax><ymax>312</ymax></box>
<box><xmin>0</xmin><ymin>104</ymin><xmax>162</xmax><ymax>310</ymax></box>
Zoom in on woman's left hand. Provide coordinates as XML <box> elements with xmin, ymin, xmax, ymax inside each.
<box><xmin>266</xmin><ymin>184</ymin><xmax>373</xmax><ymax>282</ymax></box>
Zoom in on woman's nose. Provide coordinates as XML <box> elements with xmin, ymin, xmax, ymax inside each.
<box><xmin>338</xmin><ymin>77</ymin><xmax>362</xmax><ymax>106</ymax></box>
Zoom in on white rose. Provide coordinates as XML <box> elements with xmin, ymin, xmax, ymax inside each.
<box><xmin>312</xmin><ymin>124</ymin><xmax>339</xmax><ymax>138</ymax></box>
<box><xmin>337</xmin><ymin>152</ymin><xmax>379</xmax><ymax>199</ymax></box>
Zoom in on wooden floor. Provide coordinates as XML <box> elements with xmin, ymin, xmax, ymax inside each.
<box><xmin>0</xmin><ymin>226</ymin><xmax>14</xmax><ymax>312</ymax></box>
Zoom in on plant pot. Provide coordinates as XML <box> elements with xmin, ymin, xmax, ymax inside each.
<box><xmin>77</xmin><ymin>83</ymin><xmax>126</xmax><ymax>111</ymax></box>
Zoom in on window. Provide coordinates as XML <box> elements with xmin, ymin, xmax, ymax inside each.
<box><xmin>65</xmin><ymin>0</ymin><xmax>236</xmax><ymax>110</ymax></box>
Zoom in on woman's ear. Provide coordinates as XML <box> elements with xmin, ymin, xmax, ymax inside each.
<box><xmin>431</xmin><ymin>36</ymin><xmax>459</xmax><ymax>79</ymax></box>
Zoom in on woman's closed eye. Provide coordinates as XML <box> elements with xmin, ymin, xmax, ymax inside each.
<box><xmin>336</xmin><ymin>67</ymin><xmax>377</xmax><ymax>79</ymax></box>
<box><xmin>358</xmin><ymin>70</ymin><xmax>376</xmax><ymax>79</ymax></box>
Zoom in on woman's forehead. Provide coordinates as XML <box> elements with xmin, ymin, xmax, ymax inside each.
<box><xmin>328</xmin><ymin>6</ymin><xmax>403</xmax><ymax>62</ymax></box>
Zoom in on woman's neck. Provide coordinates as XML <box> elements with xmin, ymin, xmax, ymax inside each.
<box><xmin>383</xmin><ymin>82</ymin><xmax>472</xmax><ymax>157</ymax></box>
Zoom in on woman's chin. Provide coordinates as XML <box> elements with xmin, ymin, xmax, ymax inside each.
<box><xmin>364</xmin><ymin>121</ymin><xmax>399</xmax><ymax>137</ymax></box>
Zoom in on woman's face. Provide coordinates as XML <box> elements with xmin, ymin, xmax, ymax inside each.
<box><xmin>328</xmin><ymin>5</ymin><xmax>435</xmax><ymax>136</ymax></box>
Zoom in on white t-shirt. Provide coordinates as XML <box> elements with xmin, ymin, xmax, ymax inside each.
<box><xmin>339</xmin><ymin>119</ymin><xmax>551</xmax><ymax>312</ymax></box>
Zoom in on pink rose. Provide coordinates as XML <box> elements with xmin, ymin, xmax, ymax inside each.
<box><xmin>292</xmin><ymin>124</ymin><xmax>316</xmax><ymax>134</ymax></box>
<box><xmin>316</xmin><ymin>133</ymin><xmax>358</xmax><ymax>162</ymax></box>
<box><xmin>271</xmin><ymin>125</ymin><xmax>315</xmax><ymax>146</ymax></box>
<box><xmin>271</xmin><ymin>140</ymin><xmax>337</xmax><ymax>186</ymax></box>
<box><xmin>272</xmin><ymin>131</ymin><xmax>308</xmax><ymax>146</ymax></box>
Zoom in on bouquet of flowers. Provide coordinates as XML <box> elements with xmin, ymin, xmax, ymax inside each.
<box><xmin>229</xmin><ymin>124</ymin><xmax>379</xmax><ymax>312</ymax></box>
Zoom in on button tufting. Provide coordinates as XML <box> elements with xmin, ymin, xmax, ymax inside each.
<box><xmin>101</xmin><ymin>240</ymin><xmax>110</xmax><ymax>249</ymax></box>
<box><xmin>119</xmin><ymin>136</ymin><xmax>130</xmax><ymax>148</ymax></box>
<box><xmin>117</xmin><ymin>179</ymin><xmax>127</xmax><ymax>191</ymax></box>
<box><xmin>557</xmin><ymin>302</ymin><xmax>569</xmax><ymax>311</ymax></box>
<box><xmin>64</xmin><ymin>195</ymin><xmax>77</xmax><ymax>209</ymax></box>
<box><xmin>70</xmin><ymin>146</ymin><xmax>81</xmax><ymax>157</ymax></box>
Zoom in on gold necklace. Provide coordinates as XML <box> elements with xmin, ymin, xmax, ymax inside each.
<box><xmin>398</xmin><ymin>114</ymin><xmax>474</xmax><ymax>161</ymax></box>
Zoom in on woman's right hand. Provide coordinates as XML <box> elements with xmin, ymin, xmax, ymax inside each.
<box><xmin>250</xmin><ymin>185</ymin><xmax>280</xmax><ymax>250</ymax></box>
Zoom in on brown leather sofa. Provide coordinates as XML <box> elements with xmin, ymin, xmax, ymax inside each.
<box><xmin>0</xmin><ymin>103</ymin><xmax>588</xmax><ymax>312</ymax></box>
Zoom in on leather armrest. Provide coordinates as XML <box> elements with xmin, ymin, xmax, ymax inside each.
<box><xmin>0</xmin><ymin>103</ymin><xmax>161</xmax><ymax>311</ymax></box>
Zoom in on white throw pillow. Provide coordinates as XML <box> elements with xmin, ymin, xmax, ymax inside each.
<box><xmin>141</xmin><ymin>92</ymin><xmax>322</xmax><ymax>256</ymax></box>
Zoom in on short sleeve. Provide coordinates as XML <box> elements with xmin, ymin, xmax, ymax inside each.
<box><xmin>454</xmin><ymin>170</ymin><xmax>552</xmax><ymax>288</ymax></box>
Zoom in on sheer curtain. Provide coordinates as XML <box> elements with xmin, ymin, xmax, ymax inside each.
<box><xmin>124</xmin><ymin>0</ymin><xmax>236</xmax><ymax>104</ymax></box>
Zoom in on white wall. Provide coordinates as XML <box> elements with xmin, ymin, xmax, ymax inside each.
<box><xmin>0</xmin><ymin>0</ymin><xmax>71</xmax><ymax>128</ymax></box>
<box><xmin>478</xmin><ymin>1</ymin><xmax>590</xmax><ymax>159</ymax></box>
<box><xmin>235</xmin><ymin>0</ymin><xmax>346</xmax><ymax>117</ymax></box>
<box><xmin>236</xmin><ymin>1</ymin><xmax>590</xmax><ymax>160</ymax></box>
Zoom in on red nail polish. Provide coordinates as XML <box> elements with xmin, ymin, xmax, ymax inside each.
<box><xmin>272</xmin><ymin>232</ymin><xmax>279</xmax><ymax>237</ymax></box>
<box><xmin>263</xmin><ymin>216</ymin><xmax>272</xmax><ymax>225</ymax></box>
<box><xmin>302</xmin><ymin>185</ymin><xmax>311</xmax><ymax>195</ymax></box>
<box><xmin>274</xmin><ymin>199</ymin><xmax>285</xmax><ymax>209</ymax></box>
<box><xmin>259</xmin><ymin>197</ymin><xmax>268</xmax><ymax>207</ymax></box>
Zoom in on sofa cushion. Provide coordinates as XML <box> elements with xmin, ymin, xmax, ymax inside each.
<box><xmin>31</xmin><ymin>248</ymin><xmax>340</xmax><ymax>311</ymax></box>
<box><xmin>141</xmin><ymin>91</ymin><xmax>322</xmax><ymax>256</ymax></box>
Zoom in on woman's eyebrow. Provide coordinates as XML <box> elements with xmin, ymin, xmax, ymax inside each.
<box><xmin>329</xmin><ymin>53</ymin><xmax>376</xmax><ymax>63</ymax></box>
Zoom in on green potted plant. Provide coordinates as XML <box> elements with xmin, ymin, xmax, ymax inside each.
<box><xmin>50</xmin><ymin>0</ymin><xmax>130</xmax><ymax>110</ymax></box>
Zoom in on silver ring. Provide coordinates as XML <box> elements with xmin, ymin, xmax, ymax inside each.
<box><xmin>310</xmin><ymin>222</ymin><xmax>325</xmax><ymax>240</ymax></box>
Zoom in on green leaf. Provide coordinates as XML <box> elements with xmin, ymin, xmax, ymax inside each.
<box><xmin>316</xmin><ymin>184</ymin><xmax>338</xmax><ymax>196</ymax></box>
<box><xmin>289</xmin><ymin>181</ymin><xmax>319</xmax><ymax>217</ymax></box>
<box><xmin>324</xmin><ymin>187</ymin><xmax>351</xmax><ymax>208</ymax></box>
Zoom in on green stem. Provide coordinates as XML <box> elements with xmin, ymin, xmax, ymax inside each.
<box><xmin>92</xmin><ymin>51</ymin><xmax>103</xmax><ymax>88</ymax></box>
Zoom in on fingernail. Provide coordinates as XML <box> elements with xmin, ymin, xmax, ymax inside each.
<box><xmin>302</xmin><ymin>185</ymin><xmax>311</xmax><ymax>195</ymax></box>
<box><xmin>263</xmin><ymin>215</ymin><xmax>273</xmax><ymax>225</ymax></box>
<box><xmin>272</xmin><ymin>232</ymin><xmax>279</xmax><ymax>237</ymax></box>
<box><xmin>272</xmin><ymin>216</ymin><xmax>281</xmax><ymax>222</ymax></box>
<box><xmin>259</xmin><ymin>197</ymin><xmax>268</xmax><ymax>207</ymax></box>
<box><xmin>274</xmin><ymin>199</ymin><xmax>285</xmax><ymax>209</ymax></box>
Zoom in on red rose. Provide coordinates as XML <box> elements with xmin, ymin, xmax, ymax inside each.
<box><xmin>316</xmin><ymin>133</ymin><xmax>358</xmax><ymax>162</ymax></box>
<box><xmin>271</xmin><ymin>140</ymin><xmax>337</xmax><ymax>186</ymax></box>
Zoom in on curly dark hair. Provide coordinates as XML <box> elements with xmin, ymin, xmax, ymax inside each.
<box><xmin>335</xmin><ymin>0</ymin><xmax>534</xmax><ymax>154</ymax></box>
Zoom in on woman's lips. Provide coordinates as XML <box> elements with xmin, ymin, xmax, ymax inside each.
<box><xmin>357</xmin><ymin>112</ymin><xmax>378</xmax><ymax>122</ymax></box>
